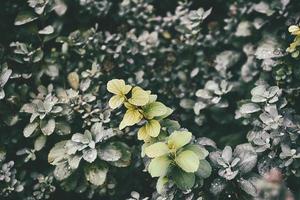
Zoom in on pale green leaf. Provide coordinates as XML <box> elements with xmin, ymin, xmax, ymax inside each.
<box><xmin>148</xmin><ymin>156</ymin><xmax>170</xmax><ymax>177</ymax></box>
<box><xmin>143</xmin><ymin>102</ymin><xmax>167</xmax><ymax>119</ymax></box>
<box><xmin>128</xmin><ymin>86</ymin><xmax>150</xmax><ymax>106</ymax></box>
<box><xmin>175</xmin><ymin>150</ymin><xmax>199</xmax><ymax>173</ymax></box>
<box><xmin>168</xmin><ymin>131</ymin><xmax>192</xmax><ymax>150</ymax></box>
<box><xmin>145</xmin><ymin>142</ymin><xmax>169</xmax><ymax>158</ymax></box>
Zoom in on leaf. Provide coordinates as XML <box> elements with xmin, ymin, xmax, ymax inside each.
<box><xmin>48</xmin><ymin>140</ymin><xmax>67</xmax><ymax>165</ymax></box>
<box><xmin>251</xmin><ymin>85</ymin><xmax>267</xmax><ymax>96</ymax></box>
<box><xmin>148</xmin><ymin>156</ymin><xmax>171</xmax><ymax>177</ymax></box>
<box><xmin>68</xmin><ymin>155</ymin><xmax>82</xmax><ymax>169</ymax></box>
<box><xmin>109</xmin><ymin>95</ymin><xmax>125</xmax><ymax>109</ymax></box>
<box><xmin>67</xmin><ymin>72</ymin><xmax>79</xmax><ymax>90</ymax></box>
<box><xmin>137</xmin><ymin>120</ymin><xmax>161</xmax><ymax>141</ymax></box>
<box><xmin>233</xmin><ymin>144</ymin><xmax>257</xmax><ymax>174</ymax></box>
<box><xmin>0</xmin><ymin>89</ymin><xmax>4</xmax><ymax>99</ymax></box>
<box><xmin>34</xmin><ymin>135</ymin><xmax>47</xmax><ymax>151</ymax></box>
<box><xmin>288</xmin><ymin>25</ymin><xmax>300</xmax><ymax>34</ymax></box>
<box><xmin>210</xmin><ymin>178</ymin><xmax>226</xmax><ymax>195</ymax></box>
<box><xmin>175</xmin><ymin>150</ymin><xmax>199</xmax><ymax>173</ymax></box>
<box><xmin>170</xmin><ymin>167</ymin><xmax>195</xmax><ymax>190</ymax></box>
<box><xmin>119</xmin><ymin>109</ymin><xmax>143</xmax><ymax>130</ymax></box>
<box><xmin>14</xmin><ymin>11</ymin><xmax>37</xmax><ymax>26</ymax></box>
<box><xmin>20</xmin><ymin>103</ymin><xmax>36</xmax><ymax>113</ymax></box>
<box><xmin>143</xmin><ymin>102</ymin><xmax>167</xmax><ymax>119</ymax></box>
<box><xmin>55</xmin><ymin>121</ymin><xmax>71</xmax><ymax>135</ymax></box>
<box><xmin>160</xmin><ymin>119</ymin><xmax>180</xmax><ymax>133</ymax></box>
<box><xmin>185</xmin><ymin>144</ymin><xmax>209</xmax><ymax>159</ymax></box>
<box><xmin>128</xmin><ymin>86</ymin><xmax>150</xmax><ymax>106</ymax></box>
<box><xmin>195</xmin><ymin>89</ymin><xmax>213</xmax><ymax>99</ymax></box>
<box><xmin>107</xmin><ymin>79</ymin><xmax>132</xmax><ymax>95</ymax></box>
<box><xmin>180</xmin><ymin>99</ymin><xmax>195</xmax><ymax>109</ymax></box>
<box><xmin>109</xmin><ymin>142</ymin><xmax>131</xmax><ymax>167</ymax></box>
<box><xmin>196</xmin><ymin>160</ymin><xmax>212</xmax><ymax>179</ymax></box>
<box><xmin>40</xmin><ymin>119</ymin><xmax>55</xmax><ymax>136</ymax></box>
<box><xmin>240</xmin><ymin>103</ymin><xmax>260</xmax><ymax>114</ymax></box>
<box><xmin>32</xmin><ymin>48</ymin><xmax>44</xmax><ymax>63</ymax></box>
<box><xmin>23</xmin><ymin>122</ymin><xmax>38</xmax><ymax>137</ymax></box>
<box><xmin>54</xmin><ymin>162</ymin><xmax>73</xmax><ymax>181</ymax></box>
<box><xmin>209</xmin><ymin>151</ymin><xmax>222</xmax><ymax>166</ymax></box>
<box><xmin>197</xmin><ymin>137</ymin><xmax>217</xmax><ymax>148</ymax></box>
<box><xmin>156</xmin><ymin>176</ymin><xmax>168</xmax><ymax>194</ymax></box>
<box><xmin>168</xmin><ymin>131</ymin><xmax>192</xmax><ymax>150</ymax></box>
<box><xmin>84</xmin><ymin>164</ymin><xmax>108</xmax><ymax>186</ymax></box>
<box><xmin>222</xmin><ymin>146</ymin><xmax>232</xmax><ymax>163</ymax></box>
<box><xmin>0</xmin><ymin>68</ymin><xmax>12</xmax><ymax>87</ymax></box>
<box><xmin>98</xmin><ymin>143</ymin><xmax>122</xmax><ymax>162</ymax></box>
<box><xmin>156</xmin><ymin>107</ymin><xmax>173</xmax><ymax>120</ymax></box>
<box><xmin>238</xmin><ymin>177</ymin><xmax>258</xmax><ymax>197</ymax></box>
<box><xmin>82</xmin><ymin>148</ymin><xmax>97</xmax><ymax>163</ymax></box>
<box><xmin>145</xmin><ymin>142</ymin><xmax>169</xmax><ymax>158</ymax></box>
<box><xmin>38</xmin><ymin>25</ymin><xmax>54</xmax><ymax>35</ymax></box>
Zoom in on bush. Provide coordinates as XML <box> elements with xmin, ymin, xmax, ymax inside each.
<box><xmin>1</xmin><ymin>0</ymin><xmax>300</xmax><ymax>199</ymax></box>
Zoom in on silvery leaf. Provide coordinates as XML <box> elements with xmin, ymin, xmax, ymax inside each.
<box><xmin>180</xmin><ymin>99</ymin><xmax>194</xmax><ymax>109</ymax></box>
<box><xmin>197</xmin><ymin>137</ymin><xmax>217</xmax><ymax>148</ymax></box>
<box><xmin>40</xmin><ymin>118</ymin><xmax>55</xmax><ymax>136</ymax></box>
<box><xmin>251</xmin><ymin>85</ymin><xmax>267</xmax><ymax>96</ymax></box>
<box><xmin>14</xmin><ymin>11</ymin><xmax>38</xmax><ymax>26</ymax></box>
<box><xmin>38</xmin><ymin>25</ymin><xmax>54</xmax><ymax>35</ymax></box>
<box><xmin>210</xmin><ymin>178</ymin><xmax>226</xmax><ymax>195</ymax></box>
<box><xmin>20</xmin><ymin>103</ymin><xmax>36</xmax><ymax>113</ymax></box>
<box><xmin>240</xmin><ymin>103</ymin><xmax>260</xmax><ymax>114</ymax></box>
<box><xmin>23</xmin><ymin>122</ymin><xmax>39</xmax><ymax>137</ymax></box>
<box><xmin>84</xmin><ymin>164</ymin><xmax>108</xmax><ymax>186</ymax></box>
<box><xmin>68</xmin><ymin>155</ymin><xmax>82</xmax><ymax>169</ymax></box>
<box><xmin>98</xmin><ymin>144</ymin><xmax>122</xmax><ymax>162</ymax></box>
<box><xmin>0</xmin><ymin>68</ymin><xmax>12</xmax><ymax>87</ymax></box>
<box><xmin>209</xmin><ymin>151</ymin><xmax>222</xmax><ymax>166</ymax></box>
<box><xmin>235</xmin><ymin>21</ymin><xmax>252</xmax><ymax>37</ymax></box>
<box><xmin>222</xmin><ymin>146</ymin><xmax>232</xmax><ymax>163</ymax></box>
<box><xmin>196</xmin><ymin>89</ymin><xmax>213</xmax><ymax>99</ymax></box>
<box><xmin>54</xmin><ymin>162</ymin><xmax>72</xmax><ymax>181</ymax></box>
<box><xmin>0</xmin><ymin>89</ymin><xmax>5</xmax><ymax>99</ymax></box>
<box><xmin>55</xmin><ymin>121</ymin><xmax>71</xmax><ymax>135</ymax></box>
<box><xmin>82</xmin><ymin>148</ymin><xmax>97</xmax><ymax>163</ymax></box>
<box><xmin>233</xmin><ymin>144</ymin><xmax>257</xmax><ymax>174</ymax></box>
<box><xmin>48</xmin><ymin>140</ymin><xmax>67</xmax><ymax>165</ymax></box>
<box><xmin>34</xmin><ymin>135</ymin><xmax>47</xmax><ymax>151</ymax></box>
<box><xmin>238</xmin><ymin>177</ymin><xmax>258</xmax><ymax>197</ymax></box>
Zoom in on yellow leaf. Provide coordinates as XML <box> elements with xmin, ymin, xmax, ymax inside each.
<box><xmin>67</xmin><ymin>72</ymin><xmax>79</xmax><ymax>90</ymax></box>
<box><xmin>137</xmin><ymin>126</ymin><xmax>150</xmax><ymax>141</ymax></box>
<box><xmin>148</xmin><ymin>94</ymin><xmax>157</xmax><ymax>103</ymax></box>
<box><xmin>168</xmin><ymin>131</ymin><xmax>192</xmax><ymax>150</ymax></box>
<box><xmin>175</xmin><ymin>150</ymin><xmax>199</xmax><ymax>173</ymax></box>
<box><xmin>124</xmin><ymin>102</ymin><xmax>136</xmax><ymax>110</ymax></box>
<box><xmin>128</xmin><ymin>86</ymin><xmax>150</xmax><ymax>106</ymax></box>
<box><xmin>145</xmin><ymin>142</ymin><xmax>169</xmax><ymax>158</ymax></box>
<box><xmin>107</xmin><ymin>79</ymin><xmax>132</xmax><ymax>95</ymax></box>
<box><xmin>146</xmin><ymin>120</ymin><xmax>161</xmax><ymax>137</ymax></box>
<box><xmin>138</xmin><ymin>120</ymin><xmax>161</xmax><ymax>141</ymax></box>
<box><xmin>119</xmin><ymin>109</ymin><xmax>143</xmax><ymax>130</ymax></box>
<box><xmin>289</xmin><ymin>25</ymin><xmax>300</xmax><ymax>35</ymax></box>
<box><xmin>148</xmin><ymin>156</ymin><xmax>170</xmax><ymax>177</ymax></box>
<box><xmin>108</xmin><ymin>95</ymin><xmax>125</xmax><ymax>109</ymax></box>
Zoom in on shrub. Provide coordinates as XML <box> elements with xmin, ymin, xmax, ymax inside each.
<box><xmin>1</xmin><ymin>0</ymin><xmax>300</xmax><ymax>199</ymax></box>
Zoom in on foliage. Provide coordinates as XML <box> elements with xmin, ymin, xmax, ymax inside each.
<box><xmin>1</xmin><ymin>0</ymin><xmax>300</xmax><ymax>199</ymax></box>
